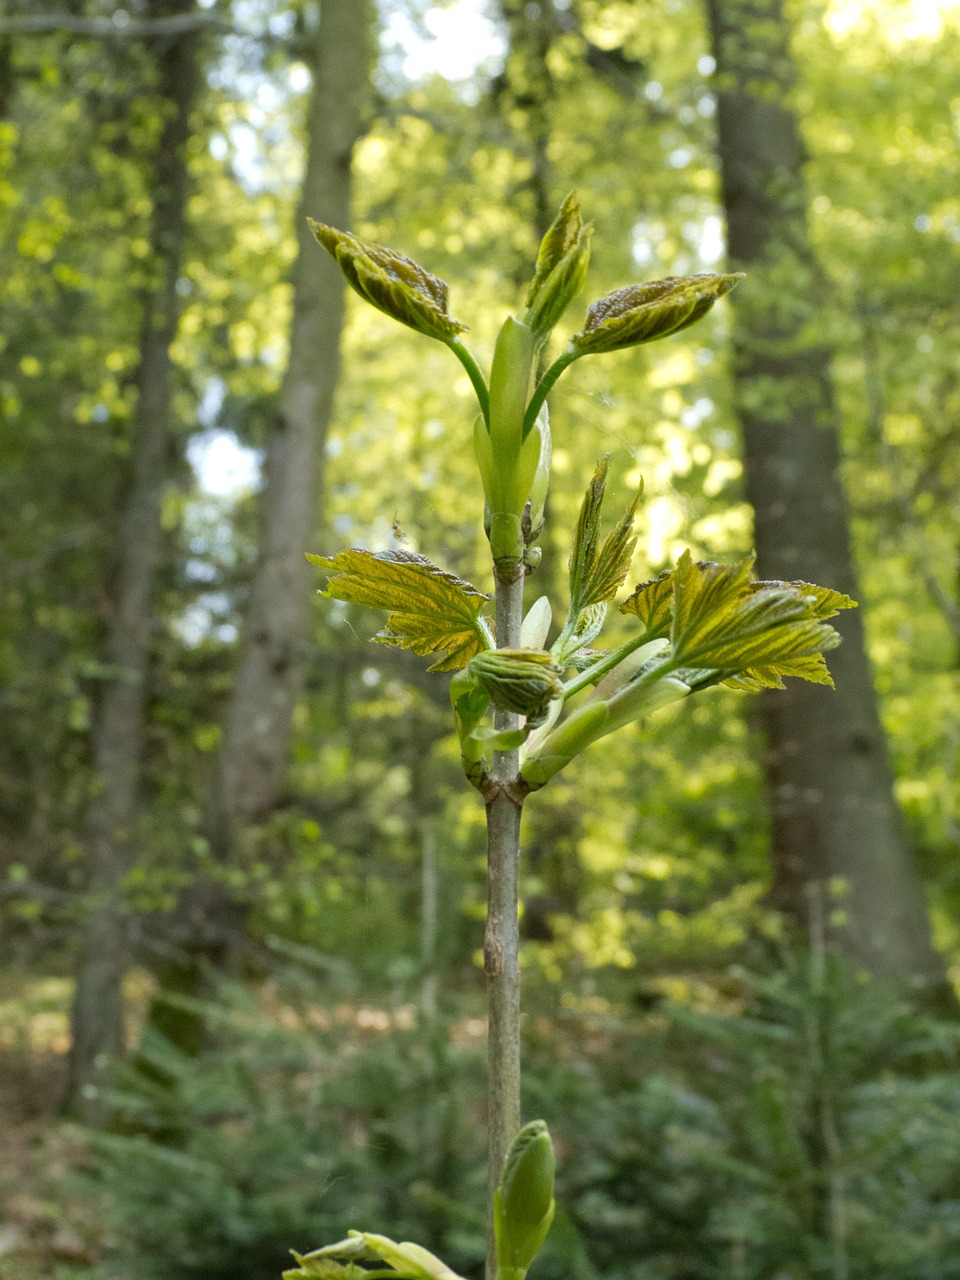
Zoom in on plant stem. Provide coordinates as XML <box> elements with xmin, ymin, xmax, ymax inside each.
<box><xmin>449</xmin><ymin>337</ymin><xmax>490</xmax><ymax>425</ymax></box>
<box><xmin>560</xmin><ymin>629</ymin><xmax>657</xmax><ymax>700</ymax></box>
<box><xmin>484</xmin><ymin>563</ymin><xmax>525</xmax><ymax>1280</ymax></box>
<box><xmin>522</xmin><ymin>346</ymin><xmax>579</xmax><ymax>439</ymax></box>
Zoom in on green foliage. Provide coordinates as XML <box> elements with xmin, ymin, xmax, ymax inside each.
<box><xmin>308</xmin><ymin>549</ymin><xmax>492</xmax><ymax>673</ymax></box>
<box><xmin>309</xmin><ymin>222</ymin><xmax>468</xmax><ymax>344</ymax></box>
<box><xmin>84</xmin><ymin>958</ymin><xmax>960</xmax><ymax>1280</ymax></box>
<box><xmin>570</xmin><ymin>273</ymin><xmax>744</xmax><ymax>356</ymax></box>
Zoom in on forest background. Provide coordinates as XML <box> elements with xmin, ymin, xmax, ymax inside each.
<box><xmin>2</xmin><ymin>0</ymin><xmax>960</xmax><ymax>1277</ymax></box>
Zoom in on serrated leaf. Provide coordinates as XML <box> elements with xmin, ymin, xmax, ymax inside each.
<box><xmin>522</xmin><ymin>191</ymin><xmax>593</xmax><ymax>337</ymax></box>
<box><xmin>723</xmin><ymin>653</ymin><xmax>836</xmax><ymax>691</ymax></box>
<box><xmin>671</xmin><ymin>551</ymin><xmax>845</xmax><ymax>677</ymax></box>
<box><xmin>308</xmin><ymin>548</ymin><xmax>490</xmax><ymax>672</ymax></box>
<box><xmin>309</xmin><ymin>222</ymin><xmax>467</xmax><ymax>342</ymax></box>
<box><xmin>284</xmin><ymin>1257</ymin><xmax>376</xmax><ymax>1280</ymax></box>
<box><xmin>569</xmin><ymin>455</ymin><xmax>642</xmax><ymax>612</ymax></box>
<box><xmin>749</xmin><ymin>579</ymin><xmax>856</xmax><ymax>619</ymax></box>
<box><xmin>618</xmin><ymin>569</ymin><xmax>674</xmax><ymax>638</ymax></box>
<box><xmin>620</xmin><ymin>553</ymin><xmax>854</xmax><ymax>688</ymax></box>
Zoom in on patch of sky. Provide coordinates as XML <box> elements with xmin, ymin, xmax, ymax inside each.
<box><xmin>681</xmin><ymin>397</ymin><xmax>714</xmax><ymax>430</ymax></box>
<box><xmin>177</xmin><ymin>597</ymin><xmax>238</xmax><ymax>647</ymax></box>
<box><xmin>189</xmin><ymin>432</ymin><xmax>262</xmax><ymax>498</ymax></box>
<box><xmin>378</xmin><ymin>0</ymin><xmax>506</xmax><ymax>100</ymax></box>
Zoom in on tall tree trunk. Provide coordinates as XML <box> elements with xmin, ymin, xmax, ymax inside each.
<box><xmin>704</xmin><ymin>0</ymin><xmax>943</xmax><ymax>985</ymax></box>
<box><xmin>147</xmin><ymin>2</ymin><xmax>373</xmax><ymax>1049</ymax></box>
<box><xmin>63</xmin><ymin>0</ymin><xmax>201</xmax><ymax>1115</ymax></box>
<box><xmin>208</xmin><ymin>0</ymin><xmax>371</xmax><ymax>860</ymax></box>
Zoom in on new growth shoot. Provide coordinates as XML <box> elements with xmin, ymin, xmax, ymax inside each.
<box><xmin>290</xmin><ymin>193</ymin><xmax>855</xmax><ymax>1280</ymax></box>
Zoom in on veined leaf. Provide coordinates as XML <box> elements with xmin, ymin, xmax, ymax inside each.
<box><xmin>286</xmin><ymin>1233</ymin><xmax>465</xmax><ymax>1280</ymax></box>
<box><xmin>618</xmin><ymin>569</ymin><xmax>674</xmax><ymax>638</ymax></box>
<box><xmin>309</xmin><ymin>222</ymin><xmax>467</xmax><ymax>342</ymax></box>
<box><xmin>620</xmin><ymin>552</ymin><xmax>855</xmax><ymax>688</ymax></box>
<box><xmin>749</xmin><ymin>578</ymin><xmax>856</xmax><ymax>619</ymax></box>
<box><xmin>308</xmin><ymin>548</ymin><xmax>491</xmax><ymax>672</ymax></box>
<box><xmin>521</xmin><ymin>191</ymin><xmax>593</xmax><ymax>338</ymax></box>
<box><xmin>555</xmin><ymin>456</ymin><xmax>642</xmax><ymax>665</ymax></box>
<box><xmin>571</xmin><ymin>272</ymin><xmax>742</xmax><ymax>355</ymax></box>
<box><xmin>569</xmin><ymin>455</ymin><xmax>642</xmax><ymax>612</ymax></box>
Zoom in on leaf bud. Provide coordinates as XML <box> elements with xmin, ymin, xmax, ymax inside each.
<box><xmin>571</xmin><ymin>272</ymin><xmax>743</xmax><ymax>355</ymax></box>
<box><xmin>309</xmin><ymin>221</ymin><xmax>468</xmax><ymax>343</ymax></box>
<box><xmin>468</xmin><ymin>650</ymin><xmax>564</xmax><ymax>728</ymax></box>
<box><xmin>495</xmin><ymin>1121</ymin><xmax>557</xmax><ymax>1277</ymax></box>
<box><xmin>522</xmin><ymin>192</ymin><xmax>593</xmax><ymax>340</ymax></box>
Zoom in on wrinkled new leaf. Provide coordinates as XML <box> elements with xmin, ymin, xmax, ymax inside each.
<box><xmin>309</xmin><ymin>222</ymin><xmax>467</xmax><ymax>343</ymax></box>
<box><xmin>308</xmin><ymin>549</ymin><xmax>491</xmax><ymax>672</ymax></box>
<box><xmin>571</xmin><ymin>272</ymin><xmax>742</xmax><ymax>355</ymax></box>
<box><xmin>623</xmin><ymin>551</ymin><xmax>855</xmax><ymax>688</ymax></box>
<box><xmin>554</xmin><ymin>456</ymin><xmax>641</xmax><ymax>664</ymax></box>
<box><xmin>569</xmin><ymin>455</ymin><xmax>642</xmax><ymax>611</ymax></box>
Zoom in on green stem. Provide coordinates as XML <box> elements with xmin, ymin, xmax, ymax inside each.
<box><xmin>522</xmin><ymin>346</ymin><xmax>580</xmax><ymax>439</ymax></box>
<box><xmin>449</xmin><ymin>337</ymin><xmax>490</xmax><ymax>425</ymax></box>
<box><xmin>561</xmin><ymin>630</ymin><xmax>657</xmax><ymax>700</ymax></box>
<box><xmin>485</xmin><ymin>562</ymin><xmax>525</xmax><ymax>1280</ymax></box>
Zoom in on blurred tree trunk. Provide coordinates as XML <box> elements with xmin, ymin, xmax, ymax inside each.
<box><xmin>63</xmin><ymin>0</ymin><xmax>201</xmax><ymax>1115</ymax></box>
<box><xmin>208</xmin><ymin>0</ymin><xmax>371</xmax><ymax>858</ymax></box>
<box><xmin>146</xmin><ymin>0</ymin><xmax>373</xmax><ymax>1050</ymax></box>
<box><xmin>704</xmin><ymin>0</ymin><xmax>944</xmax><ymax>985</ymax></box>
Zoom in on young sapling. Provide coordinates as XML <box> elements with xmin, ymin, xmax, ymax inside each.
<box><xmin>288</xmin><ymin>193</ymin><xmax>854</xmax><ymax>1280</ymax></box>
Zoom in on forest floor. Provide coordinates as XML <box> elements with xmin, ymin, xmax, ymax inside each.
<box><xmin>0</xmin><ymin>978</ymin><xmax>123</xmax><ymax>1280</ymax></box>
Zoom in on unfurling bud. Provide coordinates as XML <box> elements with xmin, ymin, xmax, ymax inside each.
<box><xmin>494</xmin><ymin>1121</ymin><xmax>556</xmax><ymax>1279</ymax></box>
<box><xmin>468</xmin><ymin>650</ymin><xmax>563</xmax><ymax>728</ymax></box>
<box><xmin>571</xmin><ymin>272</ymin><xmax>743</xmax><ymax>355</ymax></box>
<box><xmin>309</xmin><ymin>221</ymin><xmax>468</xmax><ymax>343</ymax></box>
<box><xmin>521</xmin><ymin>192</ymin><xmax>593</xmax><ymax>340</ymax></box>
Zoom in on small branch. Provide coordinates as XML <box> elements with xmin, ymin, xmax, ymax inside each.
<box><xmin>0</xmin><ymin>12</ymin><xmax>234</xmax><ymax>38</ymax></box>
<box><xmin>484</xmin><ymin>562</ymin><xmax>525</xmax><ymax>1280</ymax></box>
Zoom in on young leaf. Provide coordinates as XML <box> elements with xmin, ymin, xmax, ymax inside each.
<box><xmin>669</xmin><ymin>551</ymin><xmax>850</xmax><ymax>680</ymax></box>
<box><xmin>309</xmin><ymin>222</ymin><xmax>467</xmax><ymax>342</ymax></box>
<box><xmin>569</xmin><ymin>456</ymin><xmax>642</xmax><ymax>612</ymax></box>
<box><xmin>521</xmin><ymin>191</ymin><xmax>593</xmax><ymax>340</ymax></box>
<box><xmin>571</xmin><ymin>272</ymin><xmax>742</xmax><ymax>355</ymax></box>
<box><xmin>469</xmin><ymin>648</ymin><xmax>564</xmax><ymax>727</ymax></box>
<box><xmin>308</xmin><ymin>549</ymin><xmax>491</xmax><ymax>672</ymax></box>
<box><xmin>618</xmin><ymin>569</ymin><xmax>674</xmax><ymax>639</ymax></box>
<box><xmin>286</xmin><ymin>1233</ymin><xmax>466</xmax><ymax>1280</ymax></box>
<box><xmin>554</xmin><ymin>456</ymin><xmax>641</xmax><ymax>664</ymax></box>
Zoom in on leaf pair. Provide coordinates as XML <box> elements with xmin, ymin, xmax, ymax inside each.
<box><xmin>553</xmin><ymin>455</ymin><xmax>642</xmax><ymax>664</ymax></box>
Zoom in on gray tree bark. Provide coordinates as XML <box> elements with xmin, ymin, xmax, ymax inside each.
<box><xmin>63</xmin><ymin>0</ymin><xmax>201</xmax><ymax>1115</ymax></box>
<box><xmin>208</xmin><ymin>1</ymin><xmax>372</xmax><ymax>861</ymax></box>
<box><xmin>704</xmin><ymin>0</ymin><xmax>944</xmax><ymax>985</ymax></box>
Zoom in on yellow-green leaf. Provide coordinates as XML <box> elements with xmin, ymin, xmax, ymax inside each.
<box><xmin>569</xmin><ymin>455</ymin><xmax>642</xmax><ymax>612</ymax></box>
<box><xmin>671</xmin><ymin>551</ymin><xmax>846</xmax><ymax>676</ymax></box>
<box><xmin>618</xmin><ymin>569</ymin><xmax>674</xmax><ymax>638</ymax></box>
<box><xmin>572</xmin><ymin>272</ymin><xmax>742</xmax><ymax>355</ymax></box>
<box><xmin>309</xmin><ymin>222</ymin><xmax>467</xmax><ymax>342</ymax></box>
<box><xmin>308</xmin><ymin>548</ymin><xmax>490</xmax><ymax>672</ymax></box>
